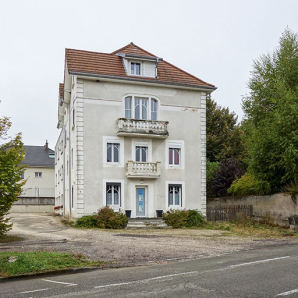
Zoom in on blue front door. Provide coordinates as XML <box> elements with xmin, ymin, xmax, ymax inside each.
<box><xmin>136</xmin><ymin>187</ymin><xmax>145</xmax><ymax>216</ymax></box>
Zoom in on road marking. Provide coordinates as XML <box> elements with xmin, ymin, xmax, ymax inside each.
<box><xmin>229</xmin><ymin>256</ymin><xmax>290</xmax><ymax>268</ymax></box>
<box><xmin>21</xmin><ymin>288</ymin><xmax>49</xmax><ymax>294</ymax></box>
<box><xmin>42</xmin><ymin>279</ymin><xmax>77</xmax><ymax>286</ymax></box>
<box><xmin>277</xmin><ymin>289</ymin><xmax>298</xmax><ymax>296</ymax></box>
<box><xmin>94</xmin><ymin>271</ymin><xmax>198</xmax><ymax>289</ymax></box>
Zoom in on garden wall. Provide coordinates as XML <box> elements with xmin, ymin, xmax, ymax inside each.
<box><xmin>208</xmin><ymin>193</ymin><xmax>298</xmax><ymax>226</ymax></box>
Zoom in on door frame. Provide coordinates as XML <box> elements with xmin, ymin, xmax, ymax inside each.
<box><xmin>135</xmin><ymin>186</ymin><xmax>147</xmax><ymax>217</ymax></box>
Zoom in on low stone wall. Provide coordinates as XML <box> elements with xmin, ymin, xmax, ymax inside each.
<box><xmin>11</xmin><ymin>197</ymin><xmax>55</xmax><ymax>214</ymax></box>
<box><xmin>208</xmin><ymin>193</ymin><xmax>298</xmax><ymax>226</ymax></box>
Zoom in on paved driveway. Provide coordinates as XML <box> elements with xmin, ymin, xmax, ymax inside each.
<box><xmin>3</xmin><ymin>213</ymin><xmax>297</xmax><ymax>266</ymax></box>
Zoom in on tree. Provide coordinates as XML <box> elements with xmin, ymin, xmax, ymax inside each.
<box><xmin>207</xmin><ymin>157</ymin><xmax>245</xmax><ymax>198</ymax></box>
<box><xmin>0</xmin><ymin>114</ymin><xmax>26</xmax><ymax>236</ymax></box>
<box><xmin>242</xmin><ymin>28</ymin><xmax>298</xmax><ymax>192</ymax></box>
<box><xmin>206</xmin><ymin>97</ymin><xmax>246</xmax><ymax>162</ymax></box>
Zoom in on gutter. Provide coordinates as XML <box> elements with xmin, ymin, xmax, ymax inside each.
<box><xmin>69</xmin><ymin>71</ymin><xmax>217</xmax><ymax>92</ymax></box>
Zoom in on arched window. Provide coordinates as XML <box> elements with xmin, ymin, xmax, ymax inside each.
<box><xmin>124</xmin><ymin>96</ymin><xmax>158</xmax><ymax>120</ymax></box>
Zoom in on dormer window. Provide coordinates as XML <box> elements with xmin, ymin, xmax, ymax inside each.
<box><xmin>131</xmin><ymin>62</ymin><xmax>141</xmax><ymax>75</ymax></box>
<box><xmin>117</xmin><ymin>52</ymin><xmax>163</xmax><ymax>78</ymax></box>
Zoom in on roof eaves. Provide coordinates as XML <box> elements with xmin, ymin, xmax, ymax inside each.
<box><xmin>70</xmin><ymin>71</ymin><xmax>217</xmax><ymax>91</ymax></box>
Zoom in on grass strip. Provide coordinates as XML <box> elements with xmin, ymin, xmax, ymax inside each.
<box><xmin>0</xmin><ymin>252</ymin><xmax>107</xmax><ymax>277</ymax></box>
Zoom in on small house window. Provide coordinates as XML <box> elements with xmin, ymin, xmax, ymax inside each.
<box><xmin>35</xmin><ymin>172</ymin><xmax>42</xmax><ymax>178</ymax></box>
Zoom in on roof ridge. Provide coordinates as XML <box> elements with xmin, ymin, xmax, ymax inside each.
<box><xmin>65</xmin><ymin>48</ymin><xmax>113</xmax><ymax>56</ymax></box>
<box><xmin>111</xmin><ymin>42</ymin><xmax>157</xmax><ymax>57</ymax></box>
<box><xmin>161</xmin><ymin>60</ymin><xmax>215</xmax><ymax>87</ymax></box>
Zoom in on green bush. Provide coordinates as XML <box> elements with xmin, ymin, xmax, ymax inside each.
<box><xmin>96</xmin><ymin>206</ymin><xmax>128</xmax><ymax>229</ymax></box>
<box><xmin>75</xmin><ymin>206</ymin><xmax>128</xmax><ymax>229</ymax></box>
<box><xmin>228</xmin><ymin>173</ymin><xmax>271</xmax><ymax>196</ymax></box>
<box><xmin>163</xmin><ymin>209</ymin><xmax>206</xmax><ymax>228</ymax></box>
<box><xmin>75</xmin><ymin>215</ymin><xmax>97</xmax><ymax>228</ymax></box>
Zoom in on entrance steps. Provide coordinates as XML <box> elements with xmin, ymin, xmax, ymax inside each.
<box><xmin>126</xmin><ymin>218</ymin><xmax>169</xmax><ymax>229</ymax></box>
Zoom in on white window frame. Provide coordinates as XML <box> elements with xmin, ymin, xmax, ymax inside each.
<box><xmin>132</xmin><ymin>140</ymin><xmax>152</xmax><ymax>162</ymax></box>
<box><xmin>124</xmin><ymin>95</ymin><xmax>159</xmax><ymax>120</ymax></box>
<box><xmin>130</xmin><ymin>61</ymin><xmax>141</xmax><ymax>76</ymax></box>
<box><xmin>103</xmin><ymin>179</ymin><xmax>124</xmax><ymax>212</ymax></box>
<box><xmin>103</xmin><ymin>136</ymin><xmax>124</xmax><ymax>167</ymax></box>
<box><xmin>35</xmin><ymin>172</ymin><xmax>42</xmax><ymax>178</ymax></box>
<box><xmin>166</xmin><ymin>141</ymin><xmax>184</xmax><ymax>169</ymax></box>
<box><xmin>165</xmin><ymin>181</ymin><xmax>185</xmax><ymax>210</ymax></box>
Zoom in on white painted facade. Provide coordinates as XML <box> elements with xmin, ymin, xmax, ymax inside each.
<box><xmin>56</xmin><ymin>48</ymin><xmax>213</xmax><ymax>219</ymax></box>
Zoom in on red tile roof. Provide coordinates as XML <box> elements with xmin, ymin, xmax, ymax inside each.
<box><xmin>59</xmin><ymin>83</ymin><xmax>64</xmax><ymax>99</ymax></box>
<box><xmin>65</xmin><ymin>43</ymin><xmax>215</xmax><ymax>89</ymax></box>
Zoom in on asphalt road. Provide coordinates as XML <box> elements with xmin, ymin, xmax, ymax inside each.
<box><xmin>2</xmin><ymin>242</ymin><xmax>298</xmax><ymax>298</ymax></box>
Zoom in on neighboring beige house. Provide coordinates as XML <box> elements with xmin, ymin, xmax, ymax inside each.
<box><xmin>11</xmin><ymin>142</ymin><xmax>55</xmax><ymax>213</ymax></box>
<box><xmin>55</xmin><ymin>43</ymin><xmax>216</xmax><ymax>219</ymax></box>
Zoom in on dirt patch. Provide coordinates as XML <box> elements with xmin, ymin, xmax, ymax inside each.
<box><xmin>4</xmin><ymin>213</ymin><xmax>298</xmax><ymax>266</ymax></box>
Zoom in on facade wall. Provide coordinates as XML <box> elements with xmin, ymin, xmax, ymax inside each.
<box><xmin>20</xmin><ymin>167</ymin><xmax>55</xmax><ymax>197</ymax></box>
<box><xmin>56</xmin><ymin>76</ymin><xmax>208</xmax><ymax>219</ymax></box>
<box><xmin>81</xmin><ymin>80</ymin><xmax>205</xmax><ymax>218</ymax></box>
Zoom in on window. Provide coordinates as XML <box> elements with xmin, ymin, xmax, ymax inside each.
<box><xmin>168</xmin><ymin>184</ymin><xmax>182</xmax><ymax>207</ymax></box>
<box><xmin>72</xmin><ymin>109</ymin><xmax>75</xmax><ymax>126</ymax></box>
<box><xmin>106</xmin><ymin>183</ymin><xmax>121</xmax><ymax>207</ymax></box>
<box><xmin>20</xmin><ymin>172</ymin><xmax>24</xmax><ymax>180</ymax></box>
<box><xmin>169</xmin><ymin>148</ymin><xmax>181</xmax><ymax>166</ymax></box>
<box><xmin>136</xmin><ymin>146</ymin><xmax>148</xmax><ymax>162</ymax></box>
<box><xmin>124</xmin><ymin>96</ymin><xmax>158</xmax><ymax>120</ymax></box>
<box><xmin>107</xmin><ymin>143</ymin><xmax>120</xmax><ymax>163</ymax></box>
<box><xmin>71</xmin><ymin>185</ymin><xmax>74</xmax><ymax>209</ymax></box>
<box><xmin>71</xmin><ymin>148</ymin><xmax>74</xmax><ymax>169</ymax></box>
<box><xmin>35</xmin><ymin>172</ymin><xmax>42</xmax><ymax>178</ymax></box>
<box><xmin>151</xmin><ymin>99</ymin><xmax>157</xmax><ymax>120</ymax></box>
<box><xmin>131</xmin><ymin>62</ymin><xmax>141</xmax><ymax>75</ymax></box>
<box><xmin>125</xmin><ymin>97</ymin><xmax>132</xmax><ymax>118</ymax></box>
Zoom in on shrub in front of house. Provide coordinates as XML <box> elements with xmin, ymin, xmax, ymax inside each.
<box><xmin>75</xmin><ymin>215</ymin><xmax>97</xmax><ymax>228</ymax></box>
<box><xmin>163</xmin><ymin>209</ymin><xmax>206</xmax><ymax>228</ymax></box>
<box><xmin>95</xmin><ymin>206</ymin><xmax>128</xmax><ymax>229</ymax></box>
<box><xmin>75</xmin><ymin>206</ymin><xmax>128</xmax><ymax>229</ymax></box>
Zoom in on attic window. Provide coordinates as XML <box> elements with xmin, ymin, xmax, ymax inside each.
<box><xmin>130</xmin><ymin>62</ymin><xmax>141</xmax><ymax>75</ymax></box>
<box><xmin>49</xmin><ymin>154</ymin><xmax>55</xmax><ymax>158</ymax></box>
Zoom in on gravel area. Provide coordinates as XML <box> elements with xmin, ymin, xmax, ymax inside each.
<box><xmin>2</xmin><ymin>213</ymin><xmax>297</xmax><ymax>266</ymax></box>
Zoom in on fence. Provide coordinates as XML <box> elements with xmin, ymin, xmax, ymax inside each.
<box><xmin>207</xmin><ymin>205</ymin><xmax>253</xmax><ymax>222</ymax></box>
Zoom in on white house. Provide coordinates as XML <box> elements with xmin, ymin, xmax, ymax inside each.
<box><xmin>12</xmin><ymin>142</ymin><xmax>55</xmax><ymax>213</ymax></box>
<box><xmin>55</xmin><ymin>43</ymin><xmax>216</xmax><ymax>219</ymax></box>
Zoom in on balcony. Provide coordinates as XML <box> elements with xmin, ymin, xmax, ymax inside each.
<box><xmin>126</xmin><ymin>161</ymin><xmax>161</xmax><ymax>179</ymax></box>
<box><xmin>117</xmin><ymin>118</ymin><xmax>169</xmax><ymax>138</ymax></box>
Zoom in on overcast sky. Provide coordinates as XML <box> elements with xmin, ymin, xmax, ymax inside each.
<box><xmin>1</xmin><ymin>0</ymin><xmax>297</xmax><ymax>149</ymax></box>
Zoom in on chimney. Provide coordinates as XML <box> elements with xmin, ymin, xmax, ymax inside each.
<box><xmin>45</xmin><ymin>140</ymin><xmax>49</xmax><ymax>150</ymax></box>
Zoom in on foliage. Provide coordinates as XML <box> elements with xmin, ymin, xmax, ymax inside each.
<box><xmin>96</xmin><ymin>206</ymin><xmax>128</xmax><ymax>229</ymax></box>
<box><xmin>207</xmin><ymin>218</ymin><xmax>298</xmax><ymax>238</ymax></box>
<box><xmin>228</xmin><ymin>173</ymin><xmax>271</xmax><ymax>196</ymax></box>
<box><xmin>163</xmin><ymin>209</ymin><xmax>206</xmax><ymax>228</ymax></box>
<box><xmin>207</xmin><ymin>158</ymin><xmax>245</xmax><ymax>198</ymax></box>
<box><xmin>285</xmin><ymin>181</ymin><xmax>298</xmax><ymax>198</ymax></box>
<box><xmin>242</xmin><ymin>28</ymin><xmax>298</xmax><ymax>192</ymax></box>
<box><xmin>0</xmin><ymin>114</ymin><xmax>26</xmax><ymax>236</ymax></box>
<box><xmin>75</xmin><ymin>215</ymin><xmax>97</xmax><ymax>228</ymax></box>
<box><xmin>207</xmin><ymin>97</ymin><xmax>246</xmax><ymax>162</ymax></box>
<box><xmin>0</xmin><ymin>252</ymin><xmax>106</xmax><ymax>277</ymax></box>
<box><xmin>206</xmin><ymin>159</ymin><xmax>219</xmax><ymax>181</ymax></box>
<box><xmin>75</xmin><ymin>206</ymin><xmax>128</xmax><ymax>229</ymax></box>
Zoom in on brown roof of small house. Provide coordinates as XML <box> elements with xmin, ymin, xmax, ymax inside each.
<box><xmin>65</xmin><ymin>43</ymin><xmax>215</xmax><ymax>89</ymax></box>
<box><xmin>59</xmin><ymin>83</ymin><xmax>64</xmax><ymax>99</ymax></box>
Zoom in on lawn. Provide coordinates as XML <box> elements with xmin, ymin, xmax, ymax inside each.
<box><xmin>0</xmin><ymin>252</ymin><xmax>107</xmax><ymax>277</ymax></box>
